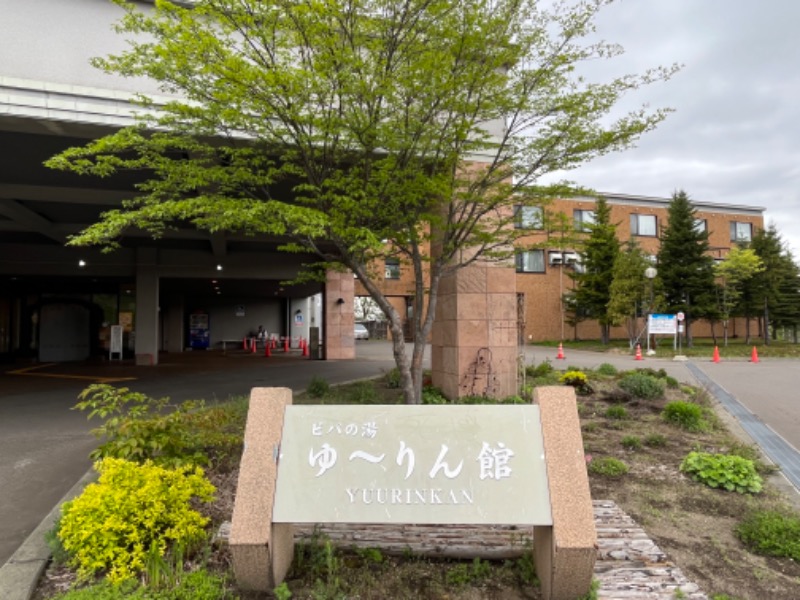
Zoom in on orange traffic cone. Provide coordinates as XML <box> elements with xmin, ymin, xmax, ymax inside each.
<box><xmin>272</xmin><ymin>337</ymin><xmax>278</xmax><ymax>349</ymax></box>
<box><xmin>750</xmin><ymin>346</ymin><xmax>760</xmax><ymax>363</ymax></box>
<box><xmin>634</xmin><ymin>344</ymin><xmax>643</xmax><ymax>361</ymax></box>
<box><xmin>556</xmin><ymin>343</ymin><xmax>565</xmax><ymax>360</ymax></box>
<box><xmin>264</xmin><ymin>342</ymin><xmax>271</xmax><ymax>357</ymax></box>
<box><xmin>302</xmin><ymin>340</ymin><xmax>309</xmax><ymax>357</ymax></box>
<box><xmin>242</xmin><ymin>337</ymin><xmax>248</xmax><ymax>350</ymax></box>
<box><xmin>250</xmin><ymin>338</ymin><xmax>257</xmax><ymax>353</ymax></box>
<box><xmin>283</xmin><ymin>337</ymin><xmax>290</xmax><ymax>353</ymax></box>
<box><xmin>712</xmin><ymin>346</ymin><xmax>720</xmax><ymax>363</ymax></box>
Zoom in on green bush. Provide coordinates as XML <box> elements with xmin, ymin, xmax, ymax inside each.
<box><xmin>679</xmin><ymin>451</ymin><xmax>762</xmax><ymax>494</ymax></box>
<box><xmin>422</xmin><ymin>387</ymin><xmax>448</xmax><ymax>404</ymax></box>
<box><xmin>644</xmin><ymin>433</ymin><xmax>668</xmax><ymax>448</ymax></box>
<box><xmin>57</xmin><ymin>458</ymin><xmax>215</xmax><ymax>584</ymax></box>
<box><xmin>588</xmin><ymin>457</ymin><xmax>629</xmax><ymax>477</ymax></box>
<box><xmin>307</xmin><ymin>376</ymin><xmax>330</xmax><ymax>398</ymax></box>
<box><xmin>525</xmin><ymin>361</ymin><xmax>554</xmax><ymax>378</ymax></box>
<box><xmin>665</xmin><ymin>376</ymin><xmax>679</xmax><ymax>389</ymax></box>
<box><xmin>621</xmin><ymin>436</ymin><xmax>642</xmax><ymax>450</ymax></box>
<box><xmin>736</xmin><ymin>509</ymin><xmax>800</xmax><ymax>561</ymax></box>
<box><xmin>662</xmin><ymin>401</ymin><xmax>708</xmax><ymax>432</ymax></box>
<box><xmin>596</xmin><ymin>363</ymin><xmax>618</xmax><ymax>376</ymax></box>
<box><xmin>384</xmin><ymin>368</ymin><xmax>402</xmax><ymax>389</ymax></box>
<box><xmin>74</xmin><ymin>385</ymin><xmax>208</xmax><ymax>467</ymax></box>
<box><xmin>604</xmin><ymin>405</ymin><xmax>628</xmax><ymax>420</ymax></box>
<box><xmin>618</xmin><ymin>373</ymin><xmax>665</xmax><ymax>400</ymax></box>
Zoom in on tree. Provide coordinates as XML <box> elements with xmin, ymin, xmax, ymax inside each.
<box><xmin>713</xmin><ymin>247</ymin><xmax>764</xmax><ymax>346</ymax></box>
<box><xmin>607</xmin><ymin>241</ymin><xmax>653</xmax><ymax>347</ymax></box>
<box><xmin>657</xmin><ymin>190</ymin><xmax>716</xmax><ymax>347</ymax></box>
<box><xmin>749</xmin><ymin>226</ymin><xmax>798</xmax><ymax>344</ymax></box>
<box><xmin>570</xmin><ymin>197</ymin><xmax>619</xmax><ymax>344</ymax></box>
<box><xmin>46</xmin><ymin>0</ymin><xmax>676</xmax><ymax>403</ymax></box>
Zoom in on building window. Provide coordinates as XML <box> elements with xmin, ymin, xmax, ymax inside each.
<box><xmin>730</xmin><ymin>221</ymin><xmax>752</xmax><ymax>242</ymax></box>
<box><xmin>694</xmin><ymin>219</ymin><xmax>707</xmax><ymax>234</ymax></box>
<box><xmin>514</xmin><ymin>205</ymin><xmax>543</xmax><ymax>229</ymax></box>
<box><xmin>385</xmin><ymin>258</ymin><xmax>400</xmax><ymax>279</ymax></box>
<box><xmin>515</xmin><ymin>250</ymin><xmax>545</xmax><ymax>273</ymax></box>
<box><xmin>630</xmin><ymin>214</ymin><xmax>657</xmax><ymax>237</ymax></box>
<box><xmin>573</xmin><ymin>209</ymin><xmax>595</xmax><ymax>231</ymax></box>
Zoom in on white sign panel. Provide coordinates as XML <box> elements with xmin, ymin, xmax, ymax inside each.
<box><xmin>109</xmin><ymin>325</ymin><xmax>123</xmax><ymax>358</ymax></box>
<box><xmin>648</xmin><ymin>314</ymin><xmax>677</xmax><ymax>335</ymax></box>
<box><xmin>273</xmin><ymin>405</ymin><xmax>552</xmax><ymax>526</ymax></box>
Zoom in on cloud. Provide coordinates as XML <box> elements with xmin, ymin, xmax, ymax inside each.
<box><xmin>540</xmin><ymin>0</ymin><xmax>800</xmax><ymax>257</ymax></box>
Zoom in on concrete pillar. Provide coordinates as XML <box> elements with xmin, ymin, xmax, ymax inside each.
<box><xmin>163</xmin><ymin>294</ymin><xmax>184</xmax><ymax>353</ymax></box>
<box><xmin>431</xmin><ymin>264</ymin><xmax>517</xmax><ymax>399</ymax></box>
<box><xmin>135</xmin><ymin>248</ymin><xmax>160</xmax><ymax>366</ymax></box>
<box><xmin>323</xmin><ymin>270</ymin><xmax>355</xmax><ymax>359</ymax></box>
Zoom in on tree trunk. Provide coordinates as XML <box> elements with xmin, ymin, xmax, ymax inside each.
<box><xmin>764</xmin><ymin>298</ymin><xmax>771</xmax><ymax>346</ymax></box>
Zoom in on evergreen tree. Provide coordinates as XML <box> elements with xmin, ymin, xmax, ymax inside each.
<box><xmin>570</xmin><ymin>197</ymin><xmax>620</xmax><ymax>344</ymax></box>
<box><xmin>657</xmin><ymin>190</ymin><xmax>716</xmax><ymax>347</ymax></box>
<box><xmin>749</xmin><ymin>226</ymin><xmax>798</xmax><ymax>344</ymax></box>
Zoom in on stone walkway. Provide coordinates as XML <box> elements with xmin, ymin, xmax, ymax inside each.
<box><xmin>287</xmin><ymin>500</ymin><xmax>707</xmax><ymax>599</ymax></box>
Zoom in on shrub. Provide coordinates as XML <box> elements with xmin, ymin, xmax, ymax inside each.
<box><xmin>604</xmin><ymin>405</ymin><xmax>628</xmax><ymax>420</ymax></box>
<box><xmin>422</xmin><ymin>387</ymin><xmax>448</xmax><ymax>404</ymax></box>
<box><xmin>384</xmin><ymin>368</ymin><xmax>402</xmax><ymax>389</ymax></box>
<box><xmin>559</xmin><ymin>370</ymin><xmax>586</xmax><ymax>386</ymax></box>
<box><xmin>559</xmin><ymin>370</ymin><xmax>593</xmax><ymax>395</ymax></box>
<box><xmin>644</xmin><ymin>433</ymin><xmax>668</xmax><ymax>448</ymax></box>
<box><xmin>526</xmin><ymin>360</ymin><xmax>554</xmax><ymax>378</ymax></box>
<box><xmin>679</xmin><ymin>451</ymin><xmax>762</xmax><ymax>494</ymax></box>
<box><xmin>74</xmin><ymin>385</ymin><xmax>207</xmax><ymax>467</ymax></box>
<box><xmin>596</xmin><ymin>363</ymin><xmax>618</xmax><ymax>376</ymax></box>
<box><xmin>588</xmin><ymin>457</ymin><xmax>629</xmax><ymax>477</ymax></box>
<box><xmin>662</xmin><ymin>401</ymin><xmax>707</xmax><ymax>432</ymax></box>
<box><xmin>618</xmin><ymin>373</ymin><xmax>665</xmax><ymax>400</ymax></box>
<box><xmin>307</xmin><ymin>376</ymin><xmax>331</xmax><ymax>398</ymax></box>
<box><xmin>664</xmin><ymin>376</ymin><xmax>679</xmax><ymax>389</ymax></box>
<box><xmin>621</xmin><ymin>436</ymin><xmax>642</xmax><ymax>450</ymax></box>
<box><xmin>57</xmin><ymin>458</ymin><xmax>215</xmax><ymax>584</ymax></box>
<box><xmin>736</xmin><ymin>509</ymin><xmax>800</xmax><ymax>561</ymax></box>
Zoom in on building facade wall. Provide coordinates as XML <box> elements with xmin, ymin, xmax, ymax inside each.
<box><xmin>358</xmin><ymin>193</ymin><xmax>765</xmax><ymax>344</ymax></box>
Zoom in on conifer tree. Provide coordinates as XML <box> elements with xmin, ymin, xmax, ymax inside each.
<box><xmin>656</xmin><ymin>190</ymin><xmax>716</xmax><ymax>347</ymax></box>
<box><xmin>570</xmin><ymin>197</ymin><xmax>620</xmax><ymax>344</ymax></box>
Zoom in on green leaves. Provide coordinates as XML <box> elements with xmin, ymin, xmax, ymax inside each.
<box><xmin>680</xmin><ymin>451</ymin><xmax>762</xmax><ymax>494</ymax></box>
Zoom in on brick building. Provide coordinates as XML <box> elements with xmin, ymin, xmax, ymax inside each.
<box><xmin>358</xmin><ymin>192</ymin><xmax>765</xmax><ymax>343</ymax></box>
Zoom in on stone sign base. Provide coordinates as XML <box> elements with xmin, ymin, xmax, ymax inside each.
<box><xmin>229</xmin><ymin>386</ymin><xmax>596</xmax><ymax>600</ymax></box>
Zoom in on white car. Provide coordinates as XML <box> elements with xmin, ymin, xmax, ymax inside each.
<box><xmin>354</xmin><ymin>323</ymin><xmax>370</xmax><ymax>340</ymax></box>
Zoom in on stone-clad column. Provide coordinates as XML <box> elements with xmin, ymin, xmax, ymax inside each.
<box><xmin>431</xmin><ymin>264</ymin><xmax>517</xmax><ymax>399</ymax></box>
<box><xmin>324</xmin><ymin>270</ymin><xmax>355</xmax><ymax>359</ymax></box>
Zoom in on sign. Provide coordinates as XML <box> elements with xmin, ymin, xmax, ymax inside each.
<box><xmin>294</xmin><ymin>312</ymin><xmax>304</xmax><ymax>326</ymax></box>
<box><xmin>648</xmin><ymin>313</ymin><xmax>677</xmax><ymax>335</ymax></box>
<box><xmin>273</xmin><ymin>405</ymin><xmax>552</xmax><ymax>525</ymax></box>
<box><xmin>109</xmin><ymin>325</ymin><xmax>123</xmax><ymax>360</ymax></box>
<box><xmin>235</xmin><ymin>305</ymin><xmax>245</xmax><ymax>317</ymax></box>
<box><xmin>676</xmin><ymin>311</ymin><xmax>685</xmax><ymax>322</ymax></box>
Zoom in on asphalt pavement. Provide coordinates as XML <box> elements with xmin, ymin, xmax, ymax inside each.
<box><xmin>1</xmin><ymin>341</ymin><xmax>799</xmax><ymax>598</ymax></box>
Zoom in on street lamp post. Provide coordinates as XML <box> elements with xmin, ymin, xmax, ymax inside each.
<box><xmin>644</xmin><ymin>266</ymin><xmax>657</xmax><ymax>354</ymax></box>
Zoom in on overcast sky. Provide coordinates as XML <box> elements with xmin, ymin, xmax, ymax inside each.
<box><xmin>539</xmin><ymin>0</ymin><xmax>800</xmax><ymax>259</ymax></box>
